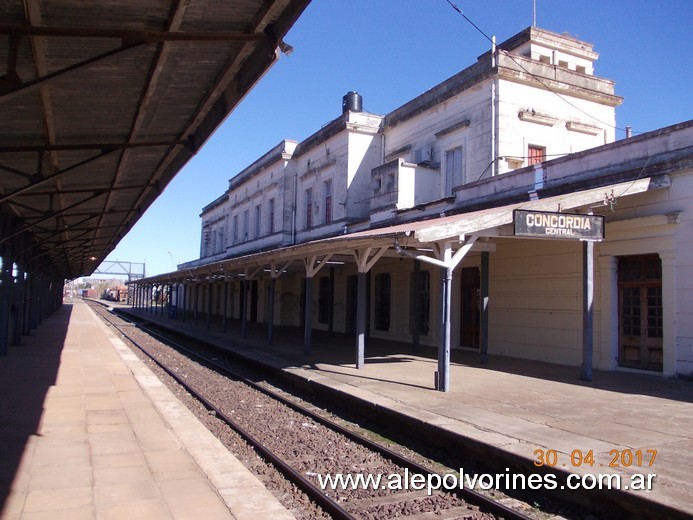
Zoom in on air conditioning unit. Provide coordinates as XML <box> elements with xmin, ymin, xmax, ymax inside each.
<box><xmin>413</xmin><ymin>146</ymin><xmax>433</xmax><ymax>165</ymax></box>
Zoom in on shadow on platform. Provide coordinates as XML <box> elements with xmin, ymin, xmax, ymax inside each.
<box><xmin>0</xmin><ymin>304</ymin><xmax>71</xmax><ymax>514</ymax></box>
<box><xmin>121</xmin><ymin>305</ymin><xmax>693</xmax><ymax>405</ymax></box>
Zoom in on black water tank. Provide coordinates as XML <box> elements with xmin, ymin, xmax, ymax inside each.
<box><xmin>342</xmin><ymin>91</ymin><xmax>362</xmax><ymax>113</ymax></box>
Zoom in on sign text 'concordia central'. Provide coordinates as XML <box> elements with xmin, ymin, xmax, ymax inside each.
<box><xmin>513</xmin><ymin>210</ymin><xmax>604</xmax><ymax>241</ymax></box>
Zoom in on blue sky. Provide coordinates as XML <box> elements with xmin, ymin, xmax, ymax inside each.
<box><xmin>101</xmin><ymin>0</ymin><xmax>693</xmax><ymax>278</ymax></box>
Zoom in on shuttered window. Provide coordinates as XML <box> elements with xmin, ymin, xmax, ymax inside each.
<box><xmin>527</xmin><ymin>145</ymin><xmax>545</xmax><ymax>166</ymax></box>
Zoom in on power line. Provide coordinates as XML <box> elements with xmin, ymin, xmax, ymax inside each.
<box><xmin>443</xmin><ymin>0</ymin><xmax>633</xmax><ymax>134</ymax></box>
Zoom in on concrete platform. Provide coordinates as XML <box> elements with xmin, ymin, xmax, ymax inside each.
<box><xmin>121</xmin><ymin>303</ymin><xmax>693</xmax><ymax>518</ymax></box>
<box><xmin>0</xmin><ymin>300</ymin><xmax>294</xmax><ymax>520</ymax></box>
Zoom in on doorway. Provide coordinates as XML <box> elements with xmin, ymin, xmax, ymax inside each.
<box><xmin>618</xmin><ymin>254</ymin><xmax>663</xmax><ymax>371</ymax></box>
<box><xmin>460</xmin><ymin>267</ymin><xmax>480</xmax><ymax>348</ymax></box>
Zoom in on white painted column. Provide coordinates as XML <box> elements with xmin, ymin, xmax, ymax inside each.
<box><xmin>660</xmin><ymin>251</ymin><xmax>677</xmax><ymax>377</ymax></box>
<box><xmin>598</xmin><ymin>255</ymin><xmax>618</xmax><ymax>370</ymax></box>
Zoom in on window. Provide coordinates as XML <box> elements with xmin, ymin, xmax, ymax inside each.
<box><xmin>374</xmin><ymin>273</ymin><xmax>391</xmax><ymax>331</ymax></box>
<box><xmin>217</xmin><ymin>227</ymin><xmax>224</xmax><ymax>254</ymax></box>
<box><xmin>268</xmin><ymin>198</ymin><xmax>275</xmax><ymax>234</ymax></box>
<box><xmin>305</xmin><ymin>188</ymin><xmax>313</xmax><ymax>229</ymax></box>
<box><xmin>203</xmin><ymin>226</ymin><xmax>211</xmax><ymax>256</ymax></box>
<box><xmin>324</xmin><ymin>180</ymin><xmax>332</xmax><ymax>223</ymax></box>
<box><xmin>527</xmin><ymin>145</ymin><xmax>545</xmax><ymax>166</ymax></box>
<box><xmin>255</xmin><ymin>205</ymin><xmax>261</xmax><ymax>238</ymax></box>
<box><xmin>445</xmin><ymin>147</ymin><xmax>463</xmax><ymax>194</ymax></box>
<box><xmin>232</xmin><ymin>215</ymin><xmax>238</xmax><ymax>244</ymax></box>
<box><xmin>243</xmin><ymin>210</ymin><xmax>249</xmax><ymax>241</ymax></box>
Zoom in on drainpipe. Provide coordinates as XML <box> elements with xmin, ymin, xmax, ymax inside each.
<box><xmin>291</xmin><ymin>172</ymin><xmax>297</xmax><ymax>244</ymax></box>
<box><xmin>490</xmin><ymin>35</ymin><xmax>497</xmax><ymax>178</ymax></box>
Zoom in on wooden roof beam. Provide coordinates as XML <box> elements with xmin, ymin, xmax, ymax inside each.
<box><xmin>0</xmin><ymin>24</ymin><xmax>271</xmax><ymax>44</ymax></box>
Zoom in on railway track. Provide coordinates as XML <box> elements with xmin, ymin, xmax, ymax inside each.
<box><xmin>87</xmin><ymin>300</ymin><xmax>537</xmax><ymax>520</ymax></box>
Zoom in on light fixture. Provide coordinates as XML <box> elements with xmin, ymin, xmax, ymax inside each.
<box><xmin>278</xmin><ymin>40</ymin><xmax>294</xmax><ymax>56</ymax></box>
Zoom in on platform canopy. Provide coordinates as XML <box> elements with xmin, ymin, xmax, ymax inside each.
<box><xmin>0</xmin><ymin>0</ymin><xmax>310</xmax><ymax>280</ymax></box>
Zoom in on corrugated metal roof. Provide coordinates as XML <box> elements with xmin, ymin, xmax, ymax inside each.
<box><xmin>135</xmin><ymin>175</ymin><xmax>665</xmax><ymax>284</ymax></box>
<box><xmin>0</xmin><ymin>0</ymin><xmax>310</xmax><ymax>279</ymax></box>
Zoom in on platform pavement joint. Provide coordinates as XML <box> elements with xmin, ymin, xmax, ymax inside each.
<box><xmin>118</xmin><ymin>303</ymin><xmax>693</xmax><ymax>519</ymax></box>
<box><xmin>0</xmin><ymin>299</ymin><xmax>295</xmax><ymax>520</ymax></box>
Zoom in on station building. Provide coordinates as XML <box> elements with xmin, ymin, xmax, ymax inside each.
<box><xmin>131</xmin><ymin>27</ymin><xmax>693</xmax><ymax>388</ymax></box>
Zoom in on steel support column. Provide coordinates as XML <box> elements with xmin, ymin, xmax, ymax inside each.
<box><xmin>328</xmin><ymin>267</ymin><xmax>335</xmax><ymax>336</ymax></box>
<box><xmin>395</xmin><ymin>237</ymin><xmax>478</xmax><ymax>391</ymax></box>
<box><xmin>352</xmin><ymin>247</ymin><xmax>387</xmax><ymax>369</ymax></box>
<box><xmin>412</xmin><ymin>260</ymin><xmax>420</xmax><ymax>352</ymax></box>
<box><xmin>241</xmin><ymin>279</ymin><xmax>248</xmax><ymax>338</ymax></box>
<box><xmin>37</xmin><ymin>274</ymin><xmax>47</xmax><ymax>325</ymax></box>
<box><xmin>581</xmin><ymin>240</ymin><xmax>594</xmax><ymax>381</ymax></box>
<box><xmin>267</xmin><ymin>277</ymin><xmax>275</xmax><ymax>345</ymax></box>
<box><xmin>301</xmin><ymin>255</ymin><xmax>332</xmax><ymax>356</ymax></box>
<box><xmin>194</xmin><ymin>283</ymin><xmax>199</xmax><ymax>326</ymax></box>
<box><xmin>27</xmin><ymin>272</ymin><xmax>38</xmax><ymax>331</ymax></box>
<box><xmin>355</xmin><ymin>271</ymin><xmax>366</xmax><ymax>368</ymax></box>
<box><xmin>266</xmin><ymin>262</ymin><xmax>290</xmax><ymax>346</ymax></box>
<box><xmin>303</xmin><ymin>275</ymin><xmax>313</xmax><ymax>355</ymax></box>
<box><xmin>12</xmin><ymin>267</ymin><xmax>25</xmax><ymax>345</ymax></box>
<box><xmin>0</xmin><ymin>255</ymin><xmax>14</xmax><ymax>355</ymax></box>
<box><xmin>480</xmin><ymin>251</ymin><xmax>489</xmax><ymax>364</ymax></box>
<box><xmin>222</xmin><ymin>280</ymin><xmax>229</xmax><ymax>333</ymax></box>
<box><xmin>22</xmin><ymin>271</ymin><xmax>31</xmax><ymax>335</ymax></box>
<box><xmin>438</xmin><ymin>266</ymin><xmax>453</xmax><ymax>392</ymax></box>
<box><xmin>206</xmin><ymin>282</ymin><xmax>212</xmax><ymax>329</ymax></box>
<box><xmin>181</xmin><ymin>283</ymin><xmax>187</xmax><ymax>322</ymax></box>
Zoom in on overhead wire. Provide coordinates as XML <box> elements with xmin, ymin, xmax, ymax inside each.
<box><xmin>443</xmin><ymin>0</ymin><xmax>633</xmax><ymax>134</ymax></box>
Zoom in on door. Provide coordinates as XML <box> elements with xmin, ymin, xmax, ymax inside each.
<box><xmin>460</xmin><ymin>267</ymin><xmax>480</xmax><ymax>348</ymax></box>
<box><xmin>250</xmin><ymin>280</ymin><xmax>258</xmax><ymax>322</ymax></box>
<box><xmin>618</xmin><ymin>255</ymin><xmax>663</xmax><ymax>371</ymax></box>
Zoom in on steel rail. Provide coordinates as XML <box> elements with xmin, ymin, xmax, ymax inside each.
<box><xmin>88</xmin><ymin>302</ymin><xmax>353</xmax><ymax>520</ymax></box>
<box><xmin>94</xmin><ymin>302</ymin><xmax>533</xmax><ymax>520</ymax></box>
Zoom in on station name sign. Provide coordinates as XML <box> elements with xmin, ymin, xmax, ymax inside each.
<box><xmin>513</xmin><ymin>209</ymin><xmax>604</xmax><ymax>241</ymax></box>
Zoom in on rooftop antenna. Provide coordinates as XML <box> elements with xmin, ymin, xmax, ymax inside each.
<box><xmin>533</xmin><ymin>0</ymin><xmax>537</xmax><ymax>27</ymax></box>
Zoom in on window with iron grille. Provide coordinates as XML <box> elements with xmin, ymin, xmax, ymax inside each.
<box><xmin>268</xmin><ymin>198</ymin><xmax>275</xmax><ymax>234</ymax></box>
<box><xmin>243</xmin><ymin>210</ymin><xmax>249</xmax><ymax>241</ymax></box>
<box><xmin>324</xmin><ymin>180</ymin><xmax>332</xmax><ymax>223</ymax></box>
<box><xmin>444</xmin><ymin>146</ymin><xmax>463</xmax><ymax>194</ymax></box>
<box><xmin>305</xmin><ymin>188</ymin><xmax>313</xmax><ymax>229</ymax></box>
<box><xmin>255</xmin><ymin>205</ymin><xmax>261</xmax><ymax>238</ymax></box>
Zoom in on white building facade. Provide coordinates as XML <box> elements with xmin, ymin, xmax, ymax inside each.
<box><xmin>156</xmin><ymin>27</ymin><xmax>692</xmax><ymax>383</ymax></box>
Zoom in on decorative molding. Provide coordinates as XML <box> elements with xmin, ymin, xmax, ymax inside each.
<box><xmin>607</xmin><ymin>212</ymin><xmax>682</xmax><ymax>232</ymax></box>
<box><xmin>385</xmin><ymin>144</ymin><xmax>412</xmax><ymax>161</ymax></box>
<box><xmin>518</xmin><ymin>109</ymin><xmax>559</xmax><ymax>126</ymax></box>
<box><xmin>566</xmin><ymin>120</ymin><xmax>602</xmax><ymax>135</ymax></box>
<box><xmin>435</xmin><ymin>118</ymin><xmax>471</xmax><ymax>138</ymax></box>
